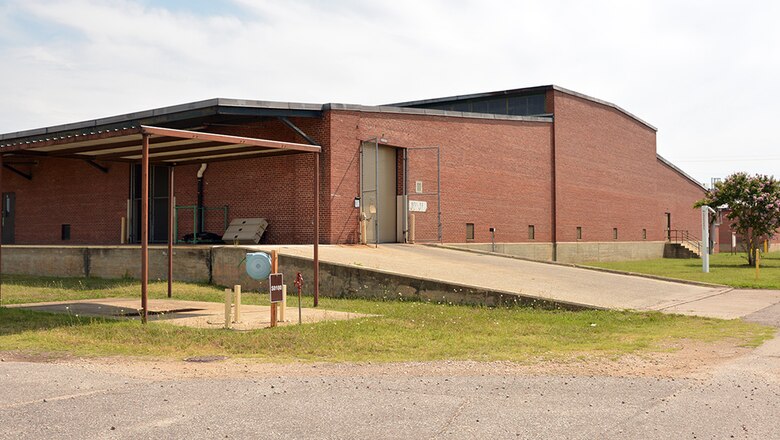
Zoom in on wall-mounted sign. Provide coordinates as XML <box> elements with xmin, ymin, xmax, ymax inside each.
<box><xmin>409</xmin><ymin>200</ymin><xmax>428</xmax><ymax>212</ymax></box>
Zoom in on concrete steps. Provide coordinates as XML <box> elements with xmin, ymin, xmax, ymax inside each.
<box><xmin>663</xmin><ymin>242</ymin><xmax>701</xmax><ymax>259</ymax></box>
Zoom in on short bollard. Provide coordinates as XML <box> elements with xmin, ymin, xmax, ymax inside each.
<box><xmin>279</xmin><ymin>285</ymin><xmax>287</xmax><ymax>322</ymax></box>
<box><xmin>233</xmin><ymin>285</ymin><xmax>242</xmax><ymax>323</ymax></box>
<box><xmin>224</xmin><ymin>288</ymin><xmax>232</xmax><ymax>329</ymax></box>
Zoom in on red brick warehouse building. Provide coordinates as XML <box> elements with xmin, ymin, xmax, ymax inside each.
<box><xmin>0</xmin><ymin>85</ymin><xmax>706</xmax><ymax>263</ymax></box>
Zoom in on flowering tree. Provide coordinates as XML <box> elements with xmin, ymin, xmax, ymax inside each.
<box><xmin>696</xmin><ymin>172</ymin><xmax>780</xmax><ymax>266</ymax></box>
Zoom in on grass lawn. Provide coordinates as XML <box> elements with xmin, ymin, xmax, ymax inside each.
<box><xmin>585</xmin><ymin>251</ymin><xmax>780</xmax><ymax>289</ymax></box>
<box><xmin>0</xmin><ymin>275</ymin><xmax>774</xmax><ymax>362</ymax></box>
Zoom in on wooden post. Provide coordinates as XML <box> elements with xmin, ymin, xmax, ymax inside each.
<box><xmin>120</xmin><ymin>217</ymin><xmax>127</xmax><ymax>244</ymax></box>
<box><xmin>279</xmin><ymin>285</ymin><xmax>287</xmax><ymax>322</ymax></box>
<box><xmin>233</xmin><ymin>284</ymin><xmax>241</xmax><ymax>323</ymax></box>
<box><xmin>756</xmin><ymin>248</ymin><xmax>761</xmax><ymax>280</ymax></box>
<box><xmin>270</xmin><ymin>250</ymin><xmax>278</xmax><ymax>327</ymax></box>
<box><xmin>764</xmin><ymin>240</ymin><xmax>768</xmax><ymax>253</ymax></box>
<box><xmin>224</xmin><ymin>288</ymin><xmax>232</xmax><ymax>329</ymax></box>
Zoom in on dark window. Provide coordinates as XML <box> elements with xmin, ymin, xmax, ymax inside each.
<box><xmin>576</xmin><ymin>226</ymin><xmax>582</xmax><ymax>240</ymax></box>
<box><xmin>528</xmin><ymin>225</ymin><xmax>535</xmax><ymax>240</ymax></box>
<box><xmin>452</xmin><ymin>102</ymin><xmax>470</xmax><ymax>112</ymax></box>
<box><xmin>642</xmin><ymin>229</ymin><xmax>647</xmax><ymax>240</ymax></box>
<box><xmin>613</xmin><ymin>228</ymin><xmax>619</xmax><ymax>240</ymax></box>
<box><xmin>61</xmin><ymin>224</ymin><xmax>71</xmax><ymax>241</ymax></box>
<box><xmin>486</xmin><ymin>98</ymin><xmax>507</xmax><ymax>114</ymax></box>
<box><xmin>466</xmin><ymin>223</ymin><xmax>475</xmax><ymax>240</ymax></box>
<box><xmin>527</xmin><ymin>94</ymin><xmax>546</xmax><ymax>114</ymax></box>
<box><xmin>471</xmin><ymin>100</ymin><xmax>488</xmax><ymax>113</ymax></box>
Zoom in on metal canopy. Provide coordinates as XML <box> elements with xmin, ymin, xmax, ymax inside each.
<box><xmin>0</xmin><ymin>125</ymin><xmax>322</xmax><ymax>322</ymax></box>
<box><xmin>1</xmin><ymin>125</ymin><xmax>320</xmax><ymax>164</ymax></box>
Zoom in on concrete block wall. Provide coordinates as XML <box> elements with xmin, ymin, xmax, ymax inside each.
<box><xmin>1</xmin><ymin>245</ymin><xmax>210</xmax><ymax>282</ymax></box>
<box><xmin>446</xmin><ymin>241</ymin><xmax>666</xmax><ymax>263</ymax></box>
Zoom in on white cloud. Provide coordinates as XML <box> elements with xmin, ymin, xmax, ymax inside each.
<box><xmin>1</xmin><ymin>0</ymin><xmax>779</xmax><ymax>182</ymax></box>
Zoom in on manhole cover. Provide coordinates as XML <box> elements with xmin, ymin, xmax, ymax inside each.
<box><xmin>184</xmin><ymin>355</ymin><xmax>228</xmax><ymax>363</ymax></box>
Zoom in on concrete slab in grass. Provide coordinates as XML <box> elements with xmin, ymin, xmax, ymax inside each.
<box><xmin>9</xmin><ymin>298</ymin><xmax>373</xmax><ymax>330</ymax></box>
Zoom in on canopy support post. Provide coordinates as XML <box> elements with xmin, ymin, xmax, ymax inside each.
<box><xmin>314</xmin><ymin>152</ymin><xmax>320</xmax><ymax>307</ymax></box>
<box><xmin>141</xmin><ymin>134</ymin><xmax>150</xmax><ymax>323</ymax></box>
<box><xmin>168</xmin><ymin>165</ymin><xmax>175</xmax><ymax>298</ymax></box>
<box><xmin>0</xmin><ymin>154</ymin><xmax>3</xmax><ymax>308</ymax></box>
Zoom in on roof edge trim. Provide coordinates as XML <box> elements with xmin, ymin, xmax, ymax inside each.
<box><xmin>323</xmin><ymin>103</ymin><xmax>553</xmax><ymax>123</ymax></box>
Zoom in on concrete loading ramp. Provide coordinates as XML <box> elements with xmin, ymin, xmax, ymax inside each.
<box><xmin>269</xmin><ymin>244</ymin><xmax>780</xmax><ymax>319</ymax></box>
<box><xmin>4</xmin><ymin>244</ymin><xmax>780</xmax><ymax>319</ymax></box>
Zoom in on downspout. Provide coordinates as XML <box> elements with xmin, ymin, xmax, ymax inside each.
<box><xmin>550</xmin><ymin>116</ymin><xmax>558</xmax><ymax>262</ymax></box>
<box><xmin>196</xmin><ymin>163</ymin><xmax>207</xmax><ymax>234</ymax></box>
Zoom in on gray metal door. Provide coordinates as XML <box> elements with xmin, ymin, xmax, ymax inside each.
<box><xmin>361</xmin><ymin>141</ymin><xmax>398</xmax><ymax>244</ymax></box>
<box><xmin>2</xmin><ymin>192</ymin><xmax>15</xmax><ymax>244</ymax></box>
<box><xmin>130</xmin><ymin>165</ymin><xmax>170</xmax><ymax>243</ymax></box>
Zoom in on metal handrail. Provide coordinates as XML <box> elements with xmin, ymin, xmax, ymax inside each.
<box><xmin>668</xmin><ymin>229</ymin><xmax>702</xmax><ymax>254</ymax></box>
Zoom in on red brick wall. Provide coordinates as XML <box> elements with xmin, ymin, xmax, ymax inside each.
<box><xmin>551</xmin><ymin>91</ymin><xmax>704</xmax><ymax>242</ymax></box>
<box><xmin>172</xmin><ymin>117</ymin><xmax>329</xmax><ymax>245</ymax></box>
<box><xmin>655</xmin><ymin>159</ymin><xmax>707</xmax><ymax>242</ymax></box>
<box><xmin>1</xmin><ymin>158</ymin><xmax>128</xmax><ymax>244</ymax></box>
<box><xmin>327</xmin><ymin>110</ymin><xmax>554</xmax><ymax>244</ymax></box>
<box><xmin>1</xmin><ymin>98</ymin><xmax>706</xmax><ymax>249</ymax></box>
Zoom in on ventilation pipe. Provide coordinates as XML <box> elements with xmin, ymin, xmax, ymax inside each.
<box><xmin>196</xmin><ymin>163</ymin><xmax>207</xmax><ymax>234</ymax></box>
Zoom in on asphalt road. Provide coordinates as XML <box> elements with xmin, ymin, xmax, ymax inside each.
<box><xmin>1</xmin><ymin>306</ymin><xmax>778</xmax><ymax>439</ymax></box>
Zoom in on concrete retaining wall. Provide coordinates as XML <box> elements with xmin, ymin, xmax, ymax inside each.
<box><xmin>449</xmin><ymin>241</ymin><xmax>666</xmax><ymax>263</ymax></box>
<box><xmin>1</xmin><ymin>245</ymin><xmax>211</xmax><ymax>282</ymax></box>
<box><xmin>1</xmin><ymin>245</ymin><xmax>589</xmax><ymax>310</ymax></box>
<box><xmin>555</xmin><ymin>241</ymin><xmax>666</xmax><ymax>263</ymax></box>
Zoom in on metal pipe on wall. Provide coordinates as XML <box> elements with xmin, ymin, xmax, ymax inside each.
<box><xmin>374</xmin><ymin>138</ymin><xmax>379</xmax><ymax>248</ymax></box>
<box><xmin>196</xmin><ymin>163</ymin><xmax>207</xmax><ymax>235</ymax></box>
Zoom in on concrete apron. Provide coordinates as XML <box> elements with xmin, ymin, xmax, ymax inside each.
<box><xmin>8</xmin><ymin>299</ymin><xmax>371</xmax><ymax>330</ymax></box>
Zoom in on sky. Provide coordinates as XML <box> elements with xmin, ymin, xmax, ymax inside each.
<box><xmin>0</xmin><ymin>0</ymin><xmax>778</xmax><ymax>185</ymax></box>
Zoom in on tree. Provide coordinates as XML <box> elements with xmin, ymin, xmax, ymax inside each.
<box><xmin>696</xmin><ymin>172</ymin><xmax>780</xmax><ymax>266</ymax></box>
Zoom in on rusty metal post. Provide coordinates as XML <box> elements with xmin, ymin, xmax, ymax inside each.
<box><xmin>314</xmin><ymin>152</ymin><xmax>320</xmax><ymax>307</ymax></box>
<box><xmin>0</xmin><ymin>154</ymin><xmax>3</xmax><ymax>308</ymax></box>
<box><xmin>141</xmin><ymin>134</ymin><xmax>150</xmax><ymax>324</ymax></box>
<box><xmin>167</xmin><ymin>166</ymin><xmax>174</xmax><ymax>298</ymax></box>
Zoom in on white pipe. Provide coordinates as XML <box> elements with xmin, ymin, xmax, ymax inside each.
<box><xmin>196</xmin><ymin>163</ymin><xmax>207</xmax><ymax>178</ymax></box>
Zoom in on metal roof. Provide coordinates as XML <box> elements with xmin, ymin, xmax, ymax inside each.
<box><xmin>0</xmin><ymin>97</ymin><xmax>555</xmax><ymax>149</ymax></box>
<box><xmin>390</xmin><ymin>85</ymin><xmax>657</xmax><ymax>131</ymax></box>
<box><xmin>0</xmin><ymin>99</ymin><xmax>324</xmax><ymax>148</ymax></box>
<box><xmin>1</xmin><ymin>125</ymin><xmax>320</xmax><ymax>166</ymax></box>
